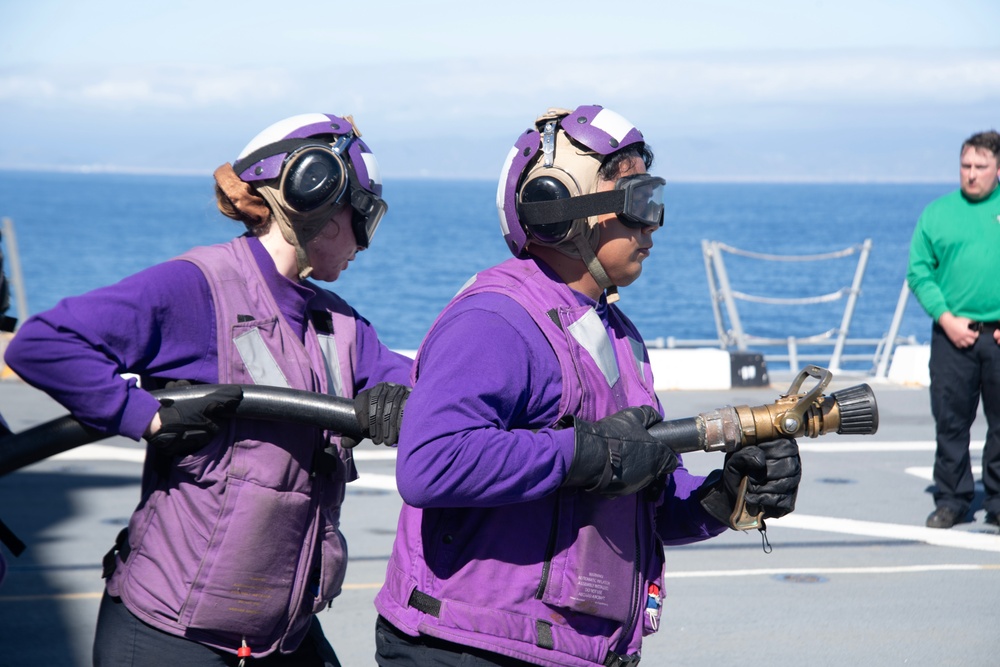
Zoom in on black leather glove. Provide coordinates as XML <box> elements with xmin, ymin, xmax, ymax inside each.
<box><xmin>146</xmin><ymin>385</ymin><xmax>243</xmax><ymax>457</ymax></box>
<box><xmin>563</xmin><ymin>406</ymin><xmax>679</xmax><ymax>498</ymax></box>
<box><xmin>699</xmin><ymin>437</ymin><xmax>802</xmax><ymax>528</ymax></box>
<box><xmin>345</xmin><ymin>382</ymin><xmax>410</xmax><ymax>447</ymax></box>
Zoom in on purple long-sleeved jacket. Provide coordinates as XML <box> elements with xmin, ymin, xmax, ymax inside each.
<box><xmin>396</xmin><ymin>289</ymin><xmax>722</xmax><ymax>539</ymax></box>
<box><xmin>5</xmin><ymin>235</ymin><xmax>411</xmax><ymax>437</ymax></box>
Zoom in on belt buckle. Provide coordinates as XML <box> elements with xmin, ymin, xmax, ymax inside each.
<box><xmin>969</xmin><ymin>321</ymin><xmax>984</xmax><ymax>333</ymax></box>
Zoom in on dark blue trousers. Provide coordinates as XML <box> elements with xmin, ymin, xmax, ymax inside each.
<box><xmin>93</xmin><ymin>593</ymin><xmax>341</xmax><ymax>667</ymax></box>
<box><xmin>374</xmin><ymin>616</ymin><xmax>535</xmax><ymax>666</ymax></box>
<box><xmin>929</xmin><ymin>323</ymin><xmax>1000</xmax><ymax>517</ymax></box>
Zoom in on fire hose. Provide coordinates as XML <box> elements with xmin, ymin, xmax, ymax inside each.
<box><xmin>0</xmin><ymin>365</ymin><xmax>877</xmax><ymax>541</ymax></box>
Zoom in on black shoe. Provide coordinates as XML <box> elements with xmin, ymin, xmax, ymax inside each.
<box><xmin>985</xmin><ymin>512</ymin><xmax>999</xmax><ymax>527</ymax></box>
<box><xmin>926</xmin><ymin>507</ymin><xmax>960</xmax><ymax>529</ymax></box>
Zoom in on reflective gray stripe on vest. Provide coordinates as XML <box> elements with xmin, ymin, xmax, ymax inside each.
<box><xmin>567</xmin><ymin>308</ymin><xmax>620</xmax><ymax>388</ymax></box>
<box><xmin>234</xmin><ymin>328</ymin><xmax>344</xmax><ymax>395</ymax></box>
<box><xmin>627</xmin><ymin>336</ymin><xmax>646</xmax><ymax>383</ymax></box>
<box><xmin>234</xmin><ymin>328</ymin><xmax>290</xmax><ymax>388</ymax></box>
<box><xmin>317</xmin><ymin>334</ymin><xmax>344</xmax><ymax>397</ymax></box>
<box><xmin>454</xmin><ymin>273</ymin><xmax>478</xmax><ymax>298</ymax></box>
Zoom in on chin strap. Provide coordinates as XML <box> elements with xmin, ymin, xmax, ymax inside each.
<box><xmin>571</xmin><ymin>234</ymin><xmax>619</xmax><ymax>303</ymax></box>
<box><xmin>293</xmin><ymin>245</ymin><xmax>313</xmax><ymax>280</ymax></box>
<box><xmin>257</xmin><ymin>188</ymin><xmax>315</xmax><ymax>280</ymax></box>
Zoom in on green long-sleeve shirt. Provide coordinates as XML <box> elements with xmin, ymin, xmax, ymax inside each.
<box><xmin>907</xmin><ymin>185</ymin><xmax>1000</xmax><ymax>322</ymax></box>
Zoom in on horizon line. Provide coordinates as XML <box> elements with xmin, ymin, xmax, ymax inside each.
<box><xmin>0</xmin><ymin>165</ymin><xmax>955</xmax><ymax>186</ymax></box>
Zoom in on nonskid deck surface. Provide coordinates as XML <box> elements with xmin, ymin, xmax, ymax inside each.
<box><xmin>0</xmin><ymin>379</ymin><xmax>996</xmax><ymax>666</ymax></box>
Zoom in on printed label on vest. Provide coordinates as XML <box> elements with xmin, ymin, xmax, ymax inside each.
<box><xmin>540</xmin><ymin>492</ymin><xmax>637</xmax><ymax>624</ymax></box>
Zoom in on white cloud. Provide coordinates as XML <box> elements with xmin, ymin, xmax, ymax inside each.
<box><xmin>82</xmin><ymin>78</ymin><xmax>177</xmax><ymax>106</ymax></box>
<box><xmin>0</xmin><ymin>48</ymin><xmax>996</xmax><ymax>181</ymax></box>
<box><xmin>0</xmin><ymin>75</ymin><xmax>57</xmax><ymax>99</ymax></box>
<box><xmin>459</xmin><ymin>51</ymin><xmax>1000</xmax><ymax>107</ymax></box>
<box><xmin>2</xmin><ymin>50</ymin><xmax>998</xmax><ymax>118</ymax></box>
<box><xmin>0</xmin><ymin>66</ymin><xmax>294</xmax><ymax>109</ymax></box>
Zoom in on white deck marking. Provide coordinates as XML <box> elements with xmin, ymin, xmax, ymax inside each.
<box><xmin>665</xmin><ymin>563</ymin><xmax>999</xmax><ymax>578</ymax></box>
<box><xmin>40</xmin><ymin>443</ymin><xmax>1000</xmax><ymax>554</ymax></box>
<box><xmin>48</xmin><ymin>444</ymin><xmax>146</xmax><ymax>463</ymax></box>
<box><xmin>770</xmin><ymin>514</ymin><xmax>1000</xmax><ymax>552</ymax></box>
<box><xmin>53</xmin><ymin>440</ymin><xmax>983</xmax><ymax>463</ymax></box>
<box><xmin>46</xmin><ymin>443</ymin><xmax>399</xmax><ymax>463</ymax></box>
<box><xmin>350</xmin><ymin>472</ymin><xmax>398</xmax><ymax>490</ymax></box>
<box><xmin>799</xmin><ymin>440</ymin><xmax>983</xmax><ymax>453</ymax></box>
<box><xmin>905</xmin><ymin>465</ymin><xmax>981</xmax><ymax>482</ymax></box>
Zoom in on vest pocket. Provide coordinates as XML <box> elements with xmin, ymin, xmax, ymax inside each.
<box><xmin>183</xmin><ymin>477</ymin><xmax>311</xmax><ymax>638</ymax></box>
<box><xmin>309</xmin><ymin>520</ymin><xmax>348</xmax><ymax>614</ymax></box>
<box><xmin>538</xmin><ymin>492</ymin><xmax>638</xmax><ymax>624</ymax></box>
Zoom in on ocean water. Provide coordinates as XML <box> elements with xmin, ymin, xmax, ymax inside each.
<box><xmin>0</xmin><ymin>170</ymin><xmax>950</xmax><ymax>367</ymax></box>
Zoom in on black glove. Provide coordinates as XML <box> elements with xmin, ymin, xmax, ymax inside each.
<box><xmin>345</xmin><ymin>382</ymin><xmax>410</xmax><ymax>447</ymax></box>
<box><xmin>146</xmin><ymin>385</ymin><xmax>243</xmax><ymax>457</ymax></box>
<box><xmin>563</xmin><ymin>406</ymin><xmax>679</xmax><ymax>498</ymax></box>
<box><xmin>699</xmin><ymin>437</ymin><xmax>802</xmax><ymax>528</ymax></box>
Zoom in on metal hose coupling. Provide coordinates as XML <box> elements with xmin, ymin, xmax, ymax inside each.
<box><xmin>733</xmin><ymin>365</ymin><xmax>879</xmax><ymax>445</ymax></box>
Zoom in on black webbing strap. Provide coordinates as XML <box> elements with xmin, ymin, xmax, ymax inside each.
<box><xmin>604</xmin><ymin>651</ymin><xmax>641</xmax><ymax>667</ymax></box>
<box><xmin>407</xmin><ymin>588</ymin><xmax>442</xmax><ymax>617</ymax></box>
<box><xmin>519</xmin><ymin>190</ymin><xmax>625</xmax><ymax>226</ymax></box>
<box><xmin>311</xmin><ymin>311</ymin><xmax>335</xmax><ymax>334</ymax></box>
<box><xmin>231</xmin><ymin>138</ymin><xmax>319</xmax><ymax>177</ymax></box>
<box><xmin>0</xmin><ymin>516</ymin><xmax>25</xmax><ymax>557</ymax></box>
<box><xmin>101</xmin><ymin>528</ymin><xmax>130</xmax><ymax>580</ymax></box>
<box><xmin>535</xmin><ymin>620</ymin><xmax>554</xmax><ymax>649</ymax></box>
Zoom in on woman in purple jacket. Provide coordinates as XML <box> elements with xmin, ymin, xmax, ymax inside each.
<box><xmin>373</xmin><ymin>106</ymin><xmax>802</xmax><ymax>667</ymax></box>
<box><xmin>5</xmin><ymin>113</ymin><xmax>412</xmax><ymax>666</ymax></box>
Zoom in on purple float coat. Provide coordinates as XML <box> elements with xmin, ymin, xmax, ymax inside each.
<box><xmin>377</xmin><ymin>257</ymin><xmax>725</xmax><ymax>667</ymax></box>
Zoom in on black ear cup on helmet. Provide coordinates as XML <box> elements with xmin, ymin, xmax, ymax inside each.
<box><xmin>281</xmin><ymin>147</ymin><xmax>348</xmax><ymax>212</ymax></box>
<box><xmin>519</xmin><ymin>176</ymin><xmax>573</xmax><ymax>244</ymax></box>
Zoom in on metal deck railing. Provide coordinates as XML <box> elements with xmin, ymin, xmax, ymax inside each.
<box><xmin>647</xmin><ymin>238</ymin><xmax>921</xmax><ymax>379</ymax></box>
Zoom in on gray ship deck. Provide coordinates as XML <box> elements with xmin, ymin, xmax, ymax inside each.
<box><xmin>0</xmin><ymin>376</ymin><xmax>997</xmax><ymax>666</ymax></box>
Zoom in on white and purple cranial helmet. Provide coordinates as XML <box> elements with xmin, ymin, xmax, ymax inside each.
<box><xmin>232</xmin><ymin>113</ymin><xmax>387</xmax><ymax>278</ymax></box>
<box><xmin>496</xmin><ymin>104</ymin><xmax>647</xmax><ymax>257</ymax></box>
<box><xmin>495</xmin><ymin>105</ymin><xmax>658</xmax><ymax>301</ymax></box>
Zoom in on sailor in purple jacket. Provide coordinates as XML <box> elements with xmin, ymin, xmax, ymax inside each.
<box><xmin>5</xmin><ymin>114</ymin><xmax>412</xmax><ymax>667</ymax></box>
<box><xmin>373</xmin><ymin>106</ymin><xmax>802</xmax><ymax>667</ymax></box>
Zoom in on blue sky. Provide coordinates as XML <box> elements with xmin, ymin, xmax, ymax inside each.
<box><xmin>1</xmin><ymin>0</ymin><xmax>998</xmax><ymax>181</ymax></box>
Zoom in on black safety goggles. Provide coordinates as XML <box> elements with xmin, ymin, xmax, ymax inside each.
<box><xmin>519</xmin><ymin>174</ymin><xmax>665</xmax><ymax>230</ymax></box>
<box><xmin>234</xmin><ymin>137</ymin><xmax>387</xmax><ymax>248</ymax></box>
<box><xmin>612</xmin><ymin>174</ymin><xmax>665</xmax><ymax>229</ymax></box>
<box><xmin>345</xmin><ymin>167</ymin><xmax>387</xmax><ymax>249</ymax></box>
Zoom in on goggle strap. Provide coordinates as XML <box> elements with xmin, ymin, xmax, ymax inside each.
<box><xmin>520</xmin><ymin>190</ymin><xmax>626</xmax><ymax>227</ymax></box>
<box><xmin>233</xmin><ymin>138</ymin><xmax>335</xmax><ymax>178</ymax></box>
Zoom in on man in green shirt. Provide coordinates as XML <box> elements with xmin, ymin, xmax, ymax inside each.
<box><xmin>907</xmin><ymin>130</ymin><xmax>1000</xmax><ymax>529</ymax></box>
